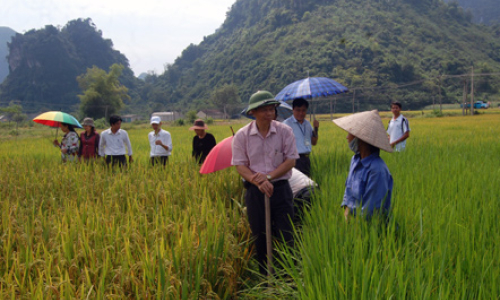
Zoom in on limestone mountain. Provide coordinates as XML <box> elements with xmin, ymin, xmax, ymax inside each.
<box><xmin>0</xmin><ymin>18</ymin><xmax>139</xmax><ymax>112</ymax></box>
<box><xmin>0</xmin><ymin>26</ymin><xmax>16</xmax><ymax>84</ymax></box>
<box><xmin>141</xmin><ymin>0</ymin><xmax>500</xmax><ymax>112</ymax></box>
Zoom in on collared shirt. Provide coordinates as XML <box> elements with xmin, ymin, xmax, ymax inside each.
<box><xmin>99</xmin><ymin>128</ymin><xmax>133</xmax><ymax>156</ymax></box>
<box><xmin>341</xmin><ymin>151</ymin><xmax>393</xmax><ymax>217</ymax></box>
<box><xmin>387</xmin><ymin>114</ymin><xmax>410</xmax><ymax>151</ymax></box>
<box><xmin>232</xmin><ymin>120</ymin><xmax>299</xmax><ymax>181</ymax></box>
<box><xmin>283</xmin><ymin>115</ymin><xmax>314</xmax><ymax>154</ymax></box>
<box><xmin>148</xmin><ymin>129</ymin><xmax>172</xmax><ymax>157</ymax></box>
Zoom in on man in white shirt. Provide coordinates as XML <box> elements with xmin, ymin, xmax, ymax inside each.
<box><xmin>148</xmin><ymin>116</ymin><xmax>172</xmax><ymax>166</ymax></box>
<box><xmin>387</xmin><ymin>101</ymin><xmax>410</xmax><ymax>152</ymax></box>
<box><xmin>99</xmin><ymin>115</ymin><xmax>133</xmax><ymax>167</ymax></box>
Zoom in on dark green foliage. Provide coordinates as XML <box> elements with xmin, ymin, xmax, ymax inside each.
<box><xmin>77</xmin><ymin>64</ymin><xmax>130</xmax><ymax>120</ymax></box>
<box><xmin>0</xmin><ymin>19</ymin><xmax>139</xmax><ymax>114</ymax></box>
<box><xmin>140</xmin><ymin>0</ymin><xmax>500</xmax><ymax>112</ymax></box>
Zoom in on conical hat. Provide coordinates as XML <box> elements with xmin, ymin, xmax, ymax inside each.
<box><xmin>333</xmin><ymin>110</ymin><xmax>393</xmax><ymax>153</ymax></box>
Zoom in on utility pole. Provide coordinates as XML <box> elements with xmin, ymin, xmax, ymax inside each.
<box><xmin>462</xmin><ymin>79</ymin><xmax>467</xmax><ymax>116</ymax></box>
<box><xmin>470</xmin><ymin>65</ymin><xmax>474</xmax><ymax>116</ymax></box>
<box><xmin>352</xmin><ymin>89</ymin><xmax>356</xmax><ymax>113</ymax></box>
<box><xmin>438</xmin><ymin>76</ymin><xmax>442</xmax><ymax>114</ymax></box>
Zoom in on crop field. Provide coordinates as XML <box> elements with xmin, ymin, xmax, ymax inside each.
<box><xmin>1</xmin><ymin>112</ymin><xmax>499</xmax><ymax>299</ymax></box>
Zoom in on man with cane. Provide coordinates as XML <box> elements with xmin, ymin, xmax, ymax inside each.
<box><xmin>232</xmin><ymin>90</ymin><xmax>298</xmax><ymax>275</ymax></box>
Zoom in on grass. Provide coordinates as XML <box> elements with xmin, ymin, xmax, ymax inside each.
<box><xmin>1</xmin><ymin>112</ymin><xmax>500</xmax><ymax>298</ymax></box>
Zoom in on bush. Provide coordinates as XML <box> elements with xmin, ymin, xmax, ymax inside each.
<box><xmin>206</xmin><ymin>118</ymin><xmax>214</xmax><ymax>125</ymax></box>
<box><xmin>94</xmin><ymin>118</ymin><xmax>108</xmax><ymax>129</ymax></box>
<box><xmin>175</xmin><ymin>119</ymin><xmax>185</xmax><ymax>126</ymax></box>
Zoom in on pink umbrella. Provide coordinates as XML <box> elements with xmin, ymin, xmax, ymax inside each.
<box><xmin>199</xmin><ymin>136</ymin><xmax>234</xmax><ymax>174</ymax></box>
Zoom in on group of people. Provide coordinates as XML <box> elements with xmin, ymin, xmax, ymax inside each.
<box><xmin>53</xmin><ymin>115</ymin><xmax>218</xmax><ymax>166</ymax></box>
<box><xmin>52</xmin><ymin>92</ymin><xmax>410</xmax><ymax>275</ymax></box>
<box><xmin>232</xmin><ymin>91</ymin><xmax>410</xmax><ymax>274</ymax></box>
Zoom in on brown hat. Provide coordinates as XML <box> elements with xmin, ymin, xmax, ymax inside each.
<box><xmin>333</xmin><ymin>110</ymin><xmax>393</xmax><ymax>153</ymax></box>
<box><xmin>189</xmin><ymin>119</ymin><xmax>208</xmax><ymax>130</ymax></box>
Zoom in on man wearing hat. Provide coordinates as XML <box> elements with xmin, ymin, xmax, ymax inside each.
<box><xmin>149</xmin><ymin>116</ymin><xmax>173</xmax><ymax>166</ymax></box>
<box><xmin>190</xmin><ymin>119</ymin><xmax>216</xmax><ymax>164</ymax></box>
<box><xmin>232</xmin><ymin>90</ymin><xmax>299</xmax><ymax>274</ymax></box>
<box><xmin>333</xmin><ymin>110</ymin><xmax>393</xmax><ymax>220</ymax></box>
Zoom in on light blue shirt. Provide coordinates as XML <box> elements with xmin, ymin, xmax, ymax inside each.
<box><xmin>341</xmin><ymin>151</ymin><xmax>393</xmax><ymax>217</ymax></box>
<box><xmin>283</xmin><ymin>116</ymin><xmax>314</xmax><ymax>154</ymax></box>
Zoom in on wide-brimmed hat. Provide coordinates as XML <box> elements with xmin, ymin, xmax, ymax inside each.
<box><xmin>189</xmin><ymin>119</ymin><xmax>208</xmax><ymax>130</ymax></box>
<box><xmin>245</xmin><ymin>90</ymin><xmax>279</xmax><ymax>114</ymax></box>
<box><xmin>82</xmin><ymin>117</ymin><xmax>95</xmax><ymax>127</ymax></box>
<box><xmin>150</xmin><ymin>116</ymin><xmax>161</xmax><ymax>125</ymax></box>
<box><xmin>333</xmin><ymin>110</ymin><xmax>393</xmax><ymax>153</ymax></box>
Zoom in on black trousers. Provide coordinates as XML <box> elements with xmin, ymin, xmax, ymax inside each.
<box><xmin>151</xmin><ymin>156</ymin><xmax>169</xmax><ymax>166</ymax></box>
<box><xmin>245</xmin><ymin>180</ymin><xmax>294</xmax><ymax>275</ymax></box>
<box><xmin>105</xmin><ymin>155</ymin><xmax>127</xmax><ymax>168</ymax></box>
<box><xmin>295</xmin><ymin>154</ymin><xmax>311</xmax><ymax>177</ymax></box>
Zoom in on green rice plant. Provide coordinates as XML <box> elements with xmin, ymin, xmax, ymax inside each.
<box><xmin>259</xmin><ymin>114</ymin><xmax>500</xmax><ymax>299</ymax></box>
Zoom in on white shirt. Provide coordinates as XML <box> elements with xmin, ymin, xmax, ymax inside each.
<box><xmin>288</xmin><ymin>168</ymin><xmax>317</xmax><ymax>197</ymax></box>
<box><xmin>148</xmin><ymin>129</ymin><xmax>173</xmax><ymax>157</ymax></box>
<box><xmin>99</xmin><ymin>128</ymin><xmax>133</xmax><ymax>156</ymax></box>
<box><xmin>387</xmin><ymin>114</ymin><xmax>410</xmax><ymax>152</ymax></box>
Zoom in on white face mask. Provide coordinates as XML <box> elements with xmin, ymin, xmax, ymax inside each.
<box><xmin>349</xmin><ymin>137</ymin><xmax>359</xmax><ymax>153</ymax></box>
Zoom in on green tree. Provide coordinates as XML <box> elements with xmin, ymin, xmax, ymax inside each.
<box><xmin>77</xmin><ymin>64</ymin><xmax>130</xmax><ymax>120</ymax></box>
<box><xmin>0</xmin><ymin>101</ymin><xmax>26</xmax><ymax>132</ymax></box>
<box><xmin>211</xmin><ymin>84</ymin><xmax>241</xmax><ymax>119</ymax></box>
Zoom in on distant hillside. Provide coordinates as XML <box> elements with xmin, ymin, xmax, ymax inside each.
<box><xmin>140</xmin><ymin>0</ymin><xmax>500</xmax><ymax>112</ymax></box>
<box><xmin>0</xmin><ymin>27</ymin><xmax>16</xmax><ymax>83</ymax></box>
<box><xmin>444</xmin><ymin>0</ymin><xmax>499</xmax><ymax>25</ymax></box>
<box><xmin>0</xmin><ymin>18</ymin><xmax>141</xmax><ymax>113</ymax></box>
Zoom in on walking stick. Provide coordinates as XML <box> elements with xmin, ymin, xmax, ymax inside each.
<box><xmin>265</xmin><ymin>194</ymin><xmax>273</xmax><ymax>276</ymax></box>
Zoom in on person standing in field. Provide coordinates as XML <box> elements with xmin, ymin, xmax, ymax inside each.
<box><xmin>333</xmin><ymin>110</ymin><xmax>394</xmax><ymax>221</ymax></box>
<box><xmin>387</xmin><ymin>101</ymin><xmax>410</xmax><ymax>152</ymax></box>
<box><xmin>190</xmin><ymin>119</ymin><xmax>216</xmax><ymax>164</ymax></box>
<box><xmin>53</xmin><ymin>123</ymin><xmax>80</xmax><ymax>163</ymax></box>
<box><xmin>148</xmin><ymin>116</ymin><xmax>172</xmax><ymax>166</ymax></box>
<box><xmin>99</xmin><ymin>115</ymin><xmax>133</xmax><ymax>168</ymax></box>
<box><xmin>232</xmin><ymin>90</ymin><xmax>299</xmax><ymax>275</ymax></box>
<box><xmin>79</xmin><ymin>118</ymin><xmax>100</xmax><ymax>162</ymax></box>
<box><xmin>283</xmin><ymin>98</ymin><xmax>319</xmax><ymax>177</ymax></box>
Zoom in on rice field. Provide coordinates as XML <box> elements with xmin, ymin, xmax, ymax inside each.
<box><xmin>1</xmin><ymin>112</ymin><xmax>499</xmax><ymax>299</ymax></box>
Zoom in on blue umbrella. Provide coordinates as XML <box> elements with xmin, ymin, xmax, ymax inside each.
<box><xmin>241</xmin><ymin>100</ymin><xmax>293</xmax><ymax>122</ymax></box>
<box><xmin>275</xmin><ymin>77</ymin><xmax>348</xmax><ymax>102</ymax></box>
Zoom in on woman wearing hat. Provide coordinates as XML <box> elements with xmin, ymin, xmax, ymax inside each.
<box><xmin>190</xmin><ymin>119</ymin><xmax>216</xmax><ymax>164</ymax></box>
<box><xmin>78</xmin><ymin>117</ymin><xmax>100</xmax><ymax>162</ymax></box>
<box><xmin>333</xmin><ymin>110</ymin><xmax>394</xmax><ymax>221</ymax></box>
<box><xmin>53</xmin><ymin>122</ymin><xmax>80</xmax><ymax>163</ymax></box>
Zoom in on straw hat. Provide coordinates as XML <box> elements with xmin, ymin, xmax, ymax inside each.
<box><xmin>82</xmin><ymin>117</ymin><xmax>95</xmax><ymax>127</ymax></box>
<box><xmin>333</xmin><ymin>110</ymin><xmax>393</xmax><ymax>153</ymax></box>
<box><xmin>189</xmin><ymin>119</ymin><xmax>208</xmax><ymax>130</ymax></box>
<box><xmin>245</xmin><ymin>90</ymin><xmax>279</xmax><ymax>114</ymax></box>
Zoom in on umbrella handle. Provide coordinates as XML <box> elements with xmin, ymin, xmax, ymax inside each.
<box><xmin>265</xmin><ymin>194</ymin><xmax>273</xmax><ymax>276</ymax></box>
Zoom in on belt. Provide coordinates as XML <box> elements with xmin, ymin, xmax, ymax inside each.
<box><xmin>299</xmin><ymin>153</ymin><xmax>310</xmax><ymax>158</ymax></box>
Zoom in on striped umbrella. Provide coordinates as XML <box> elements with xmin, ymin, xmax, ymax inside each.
<box><xmin>33</xmin><ymin>111</ymin><xmax>82</xmax><ymax>128</ymax></box>
<box><xmin>275</xmin><ymin>77</ymin><xmax>348</xmax><ymax>102</ymax></box>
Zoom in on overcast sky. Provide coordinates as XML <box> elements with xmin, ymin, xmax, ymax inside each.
<box><xmin>1</xmin><ymin>0</ymin><xmax>236</xmax><ymax>76</ymax></box>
